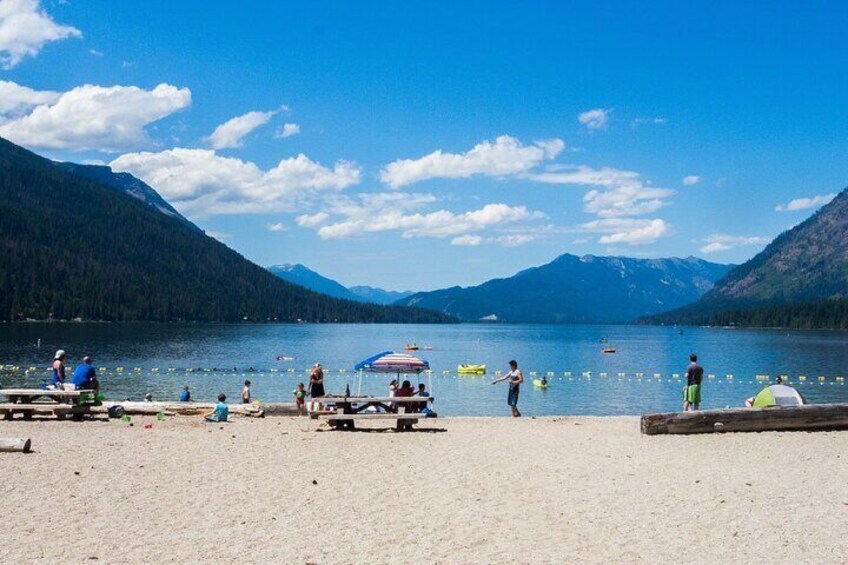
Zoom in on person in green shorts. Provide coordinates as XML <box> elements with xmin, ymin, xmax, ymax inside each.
<box><xmin>683</xmin><ymin>353</ymin><xmax>703</xmax><ymax>411</ymax></box>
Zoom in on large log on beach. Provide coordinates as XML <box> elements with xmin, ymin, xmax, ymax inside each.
<box><xmin>103</xmin><ymin>401</ymin><xmax>300</xmax><ymax>417</ymax></box>
<box><xmin>0</xmin><ymin>438</ymin><xmax>31</xmax><ymax>452</ymax></box>
<box><xmin>641</xmin><ymin>403</ymin><xmax>848</xmax><ymax>435</ymax></box>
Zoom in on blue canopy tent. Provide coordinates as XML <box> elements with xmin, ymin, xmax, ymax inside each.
<box><xmin>353</xmin><ymin>351</ymin><xmax>431</xmax><ymax>396</ymax></box>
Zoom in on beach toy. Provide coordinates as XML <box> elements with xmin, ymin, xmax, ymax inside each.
<box><xmin>121</xmin><ymin>414</ymin><xmax>131</xmax><ymax>423</ymax></box>
<box><xmin>156</xmin><ymin>412</ymin><xmax>165</xmax><ymax>421</ymax></box>
<box><xmin>532</xmin><ymin>379</ymin><xmax>548</xmax><ymax>389</ymax></box>
<box><xmin>144</xmin><ymin>423</ymin><xmax>153</xmax><ymax>429</ymax></box>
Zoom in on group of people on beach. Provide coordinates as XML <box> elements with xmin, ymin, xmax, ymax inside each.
<box><xmin>41</xmin><ymin>350</ymin><xmax>719</xmax><ymax>419</ymax></box>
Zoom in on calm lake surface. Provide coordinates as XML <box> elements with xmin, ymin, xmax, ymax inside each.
<box><xmin>2</xmin><ymin>323</ymin><xmax>848</xmax><ymax>416</ymax></box>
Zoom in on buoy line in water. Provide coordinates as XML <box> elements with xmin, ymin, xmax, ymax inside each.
<box><xmin>0</xmin><ymin>365</ymin><xmax>844</xmax><ymax>385</ymax></box>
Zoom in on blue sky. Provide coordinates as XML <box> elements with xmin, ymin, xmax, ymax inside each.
<box><xmin>1</xmin><ymin>1</ymin><xmax>847</xmax><ymax>289</ymax></box>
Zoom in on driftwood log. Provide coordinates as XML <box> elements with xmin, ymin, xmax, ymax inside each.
<box><xmin>0</xmin><ymin>438</ymin><xmax>32</xmax><ymax>452</ymax></box>
<box><xmin>641</xmin><ymin>403</ymin><xmax>848</xmax><ymax>435</ymax></box>
<box><xmin>102</xmin><ymin>401</ymin><xmax>300</xmax><ymax>417</ymax></box>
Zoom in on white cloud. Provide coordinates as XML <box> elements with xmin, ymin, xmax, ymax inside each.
<box><xmin>0</xmin><ymin>0</ymin><xmax>81</xmax><ymax>68</ymax></box>
<box><xmin>305</xmin><ymin>193</ymin><xmax>543</xmax><ymax>241</ymax></box>
<box><xmin>578</xmin><ymin>218</ymin><xmax>669</xmax><ymax>246</ymax></box>
<box><xmin>205</xmin><ymin>110</ymin><xmax>275</xmax><ymax>149</ymax></box>
<box><xmin>527</xmin><ymin>165</ymin><xmax>675</xmax><ymax>218</ymax></box>
<box><xmin>699</xmin><ymin>234</ymin><xmax>770</xmax><ymax>254</ymax></box>
<box><xmin>266</xmin><ymin>222</ymin><xmax>287</xmax><ymax>232</ymax></box>
<box><xmin>682</xmin><ymin>175</ymin><xmax>701</xmax><ymax>186</ymax></box>
<box><xmin>0</xmin><ymin>79</ymin><xmax>59</xmax><ymax>115</ymax></box>
<box><xmin>451</xmin><ymin>235</ymin><xmax>483</xmax><ymax>246</ymax></box>
<box><xmin>380</xmin><ymin>135</ymin><xmax>565</xmax><ymax>188</ymax></box>
<box><xmin>577</xmin><ymin>108</ymin><xmax>611</xmax><ymax>130</ymax></box>
<box><xmin>450</xmin><ymin>234</ymin><xmax>535</xmax><ymax>247</ymax></box>
<box><xmin>88</xmin><ymin>48</ymin><xmax>102</xmax><ymax>57</ymax></box>
<box><xmin>528</xmin><ymin>165</ymin><xmax>641</xmax><ymax>188</ymax></box>
<box><xmin>295</xmin><ymin>212</ymin><xmax>330</xmax><ymax>228</ymax></box>
<box><xmin>774</xmin><ymin>193</ymin><xmax>836</xmax><ymax>212</ymax></box>
<box><xmin>276</xmin><ymin>122</ymin><xmax>300</xmax><ymax>138</ymax></box>
<box><xmin>632</xmin><ymin>117</ymin><xmax>667</xmax><ymax>127</ymax></box>
<box><xmin>0</xmin><ymin>81</ymin><xmax>191</xmax><ymax>152</ymax></box>
<box><xmin>583</xmin><ymin>186</ymin><xmax>673</xmax><ymax>218</ymax></box>
<box><xmin>492</xmin><ymin>234</ymin><xmax>536</xmax><ymax>247</ymax></box>
<box><xmin>110</xmin><ymin>148</ymin><xmax>360</xmax><ymax>216</ymax></box>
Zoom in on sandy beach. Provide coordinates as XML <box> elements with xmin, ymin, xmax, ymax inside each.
<box><xmin>1</xmin><ymin>415</ymin><xmax>846</xmax><ymax>564</ymax></box>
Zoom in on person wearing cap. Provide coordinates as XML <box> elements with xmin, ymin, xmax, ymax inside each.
<box><xmin>72</xmin><ymin>355</ymin><xmax>99</xmax><ymax>391</ymax></box>
<box><xmin>51</xmin><ymin>350</ymin><xmax>67</xmax><ymax>389</ymax></box>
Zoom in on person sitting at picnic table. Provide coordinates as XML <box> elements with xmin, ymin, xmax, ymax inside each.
<box><xmin>204</xmin><ymin>393</ymin><xmax>229</xmax><ymax>422</ymax></box>
<box><xmin>413</xmin><ymin>382</ymin><xmax>429</xmax><ymax>413</ymax></box>
<box><xmin>51</xmin><ymin>350</ymin><xmax>67</xmax><ymax>389</ymax></box>
<box><xmin>396</xmin><ymin>380</ymin><xmax>415</xmax><ymax>397</ymax></box>
<box><xmin>179</xmin><ymin>384</ymin><xmax>191</xmax><ymax>402</ymax></box>
<box><xmin>71</xmin><ymin>355</ymin><xmax>99</xmax><ymax>391</ymax></box>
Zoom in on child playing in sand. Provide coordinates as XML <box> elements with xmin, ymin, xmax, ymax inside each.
<box><xmin>293</xmin><ymin>382</ymin><xmax>306</xmax><ymax>415</ymax></box>
<box><xmin>242</xmin><ymin>380</ymin><xmax>251</xmax><ymax>404</ymax></box>
<box><xmin>179</xmin><ymin>384</ymin><xmax>191</xmax><ymax>402</ymax></box>
<box><xmin>204</xmin><ymin>393</ymin><xmax>228</xmax><ymax>422</ymax></box>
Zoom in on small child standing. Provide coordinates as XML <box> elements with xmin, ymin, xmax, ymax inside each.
<box><xmin>204</xmin><ymin>393</ymin><xmax>228</xmax><ymax>422</ymax></box>
<box><xmin>242</xmin><ymin>380</ymin><xmax>251</xmax><ymax>404</ymax></box>
<box><xmin>293</xmin><ymin>382</ymin><xmax>306</xmax><ymax>415</ymax></box>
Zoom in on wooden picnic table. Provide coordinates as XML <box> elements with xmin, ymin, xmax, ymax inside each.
<box><xmin>312</xmin><ymin>396</ymin><xmax>434</xmax><ymax>431</ymax></box>
<box><xmin>0</xmin><ymin>388</ymin><xmax>98</xmax><ymax>420</ymax></box>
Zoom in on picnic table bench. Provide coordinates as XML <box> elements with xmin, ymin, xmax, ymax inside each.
<box><xmin>0</xmin><ymin>388</ymin><xmax>99</xmax><ymax>420</ymax></box>
<box><xmin>311</xmin><ymin>396</ymin><xmax>434</xmax><ymax>431</ymax></box>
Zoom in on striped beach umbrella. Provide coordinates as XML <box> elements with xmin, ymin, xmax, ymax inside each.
<box><xmin>354</xmin><ymin>351</ymin><xmax>431</xmax><ymax>396</ymax></box>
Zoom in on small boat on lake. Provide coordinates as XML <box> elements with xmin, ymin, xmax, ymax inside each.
<box><xmin>457</xmin><ymin>364</ymin><xmax>486</xmax><ymax>375</ymax></box>
<box><xmin>601</xmin><ymin>347</ymin><xmax>616</xmax><ymax>354</ymax></box>
<box><xmin>404</xmin><ymin>344</ymin><xmax>419</xmax><ymax>351</ymax></box>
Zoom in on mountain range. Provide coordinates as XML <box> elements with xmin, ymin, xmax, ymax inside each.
<box><xmin>394</xmin><ymin>255</ymin><xmax>732</xmax><ymax>323</ymax></box>
<box><xmin>0</xmin><ymin>137</ymin><xmax>448</xmax><ymax>323</ymax></box>
<box><xmin>643</xmin><ymin>185</ymin><xmax>848</xmax><ymax>328</ymax></box>
<box><xmin>267</xmin><ymin>264</ymin><xmax>414</xmax><ymax>305</ymax></box>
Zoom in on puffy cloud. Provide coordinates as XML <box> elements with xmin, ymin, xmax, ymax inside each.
<box><xmin>699</xmin><ymin>234</ymin><xmax>770</xmax><ymax>254</ymax></box>
<box><xmin>682</xmin><ymin>175</ymin><xmax>701</xmax><ymax>186</ymax></box>
<box><xmin>583</xmin><ymin>186</ymin><xmax>674</xmax><ymax>218</ymax></box>
<box><xmin>527</xmin><ymin>165</ymin><xmax>674</xmax><ymax>218</ymax></box>
<box><xmin>276</xmin><ymin>123</ymin><xmax>300</xmax><ymax>138</ymax></box>
<box><xmin>577</xmin><ymin>108</ymin><xmax>610</xmax><ymax>130</ymax></box>
<box><xmin>305</xmin><ymin>193</ymin><xmax>544</xmax><ymax>241</ymax></box>
<box><xmin>0</xmin><ymin>0</ymin><xmax>81</xmax><ymax>69</ymax></box>
<box><xmin>205</xmin><ymin>110</ymin><xmax>276</xmax><ymax>149</ymax></box>
<box><xmin>0</xmin><ymin>81</ymin><xmax>191</xmax><ymax>152</ymax></box>
<box><xmin>578</xmin><ymin>218</ymin><xmax>669</xmax><ymax>246</ymax></box>
<box><xmin>774</xmin><ymin>193</ymin><xmax>836</xmax><ymax>212</ymax></box>
<box><xmin>380</xmin><ymin>135</ymin><xmax>565</xmax><ymax>188</ymax></box>
<box><xmin>0</xmin><ymin>79</ymin><xmax>59</xmax><ymax>115</ymax></box>
<box><xmin>110</xmin><ymin>148</ymin><xmax>360</xmax><ymax>216</ymax></box>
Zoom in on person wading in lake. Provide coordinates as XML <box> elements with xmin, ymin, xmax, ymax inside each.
<box><xmin>492</xmin><ymin>359</ymin><xmax>524</xmax><ymax>417</ymax></box>
<box><xmin>683</xmin><ymin>353</ymin><xmax>704</xmax><ymax>411</ymax></box>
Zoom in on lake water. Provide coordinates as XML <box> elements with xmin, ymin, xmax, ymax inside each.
<box><xmin>2</xmin><ymin>323</ymin><xmax>848</xmax><ymax>416</ymax></box>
